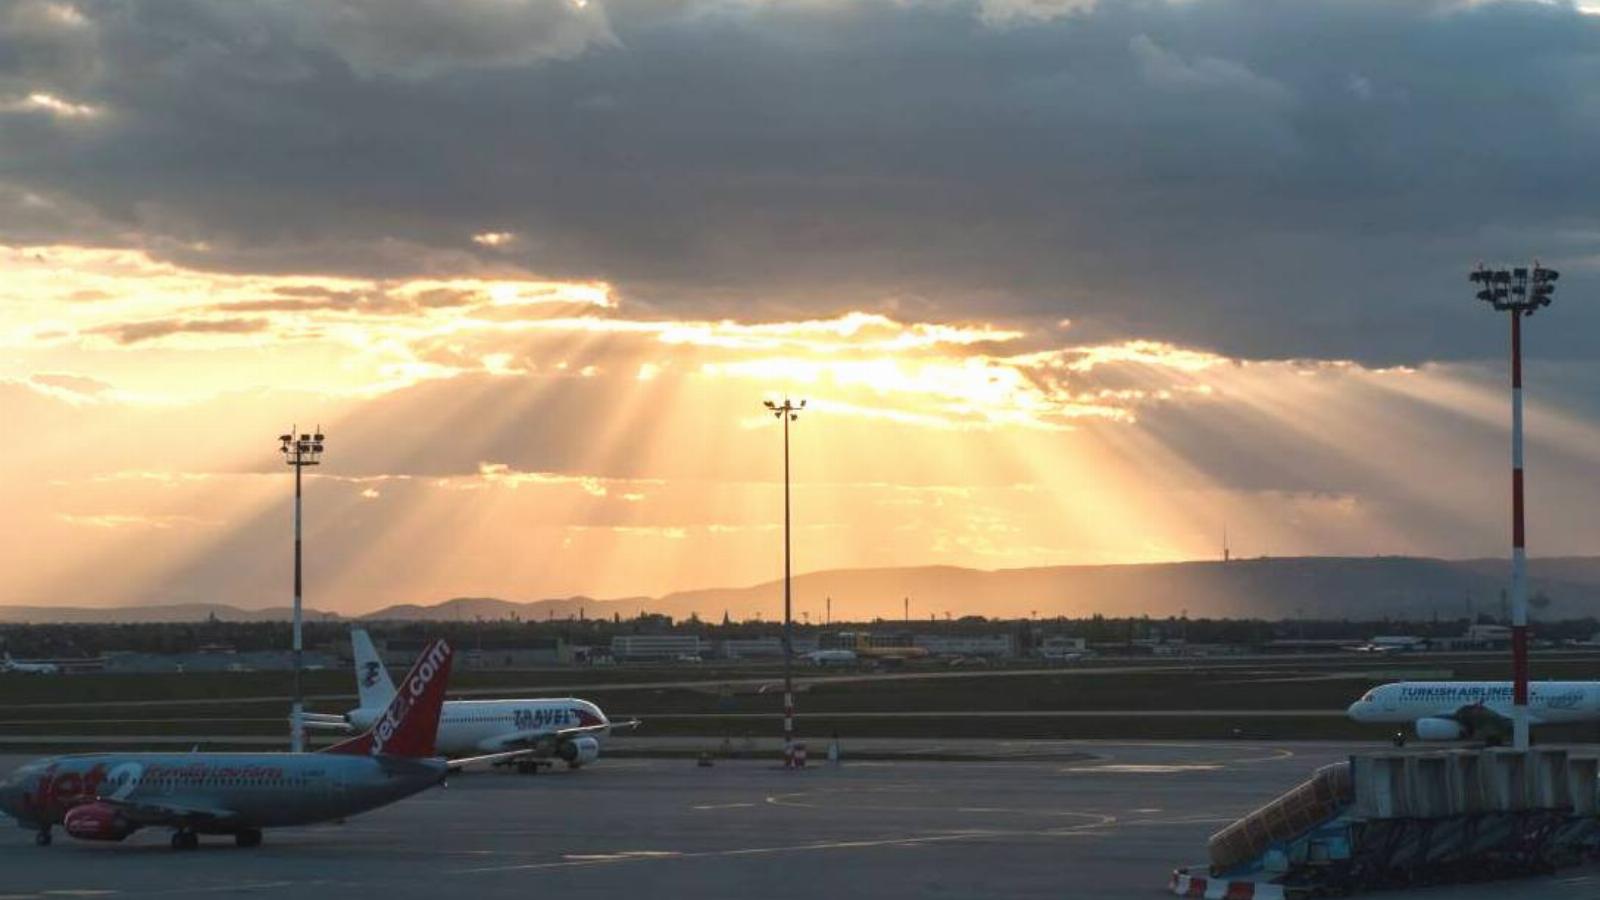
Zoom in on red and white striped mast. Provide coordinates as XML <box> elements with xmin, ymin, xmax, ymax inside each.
<box><xmin>763</xmin><ymin>397</ymin><xmax>806</xmax><ymax>768</ymax></box>
<box><xmin>1471</xmin><ymin>262</ymin><xmax>1558</xmax><ymax>751</ymax></box>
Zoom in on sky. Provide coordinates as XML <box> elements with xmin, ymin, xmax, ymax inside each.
<box><xmin>5</xmin><ymin>0</ymin><xmax>1600</xmax><ymax>613</ymax></box>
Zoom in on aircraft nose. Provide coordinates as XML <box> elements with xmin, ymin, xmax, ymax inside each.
<box><xmin>1346</xmin><ymin>700</ymin><xmax>1367</xmax><ymax>721</ymax></box>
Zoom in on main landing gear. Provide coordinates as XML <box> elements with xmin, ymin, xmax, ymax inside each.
<box><xmin>516</xmin><ymin>761</ymin><xmax>541</xmax><ymax>775</ymax></box>
<box><xmin>170</xmin><ymin>830</ymin><xmax>199</xmax><ymax>851</ymax></box>
<box><xmin>234</xmin><ymin>829</ymin><xmax>262</xmax><ymax>848</ymax></box>
<box><xmin>34</xmin><ymin>828</ymin><xmax>51</xmax><ymax>847</ymax></box>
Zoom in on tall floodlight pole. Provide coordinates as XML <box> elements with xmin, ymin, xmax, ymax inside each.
<box><xmin>763</xmin><ymin>397</ymin><xmax>805</xmax><ymax>768</ymax></box>
<box><xmin>279</xmin><ymin>427</ymin><xmax>325</xmax><ymax>752</ymax></box>
<box><xmin>1470</xmin><ymin>263</ymin><xmax>1558</xmax><ymax>751</ymax></box>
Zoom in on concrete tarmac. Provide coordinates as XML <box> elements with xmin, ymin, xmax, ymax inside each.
<box><xmin>3</xmin><ymin>742</ymin><xmax>1598</xmax><ymax>899</ymax></box>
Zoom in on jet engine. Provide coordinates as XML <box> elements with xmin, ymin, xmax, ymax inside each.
<box><xmin>558</xmin><ymin>736</ymin><xmax>600</xmax><ymax>767</ymax></box>
<box><xmin>1414</xmin><ymin>717</ymin><xmax>1467</xmax><ymax>742</ymax></box>
<box><xmin>64</xmin><ymin>802</ymin><xmax>138</xmax><ymax>842</ymax></box>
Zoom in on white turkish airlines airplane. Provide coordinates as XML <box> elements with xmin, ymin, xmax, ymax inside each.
<box><xmin>1347</xmin><ymin>681</ymin><xmax>1600</xmax><ymax>745</ymax></box>
<box><xmin>303</xmin><ymin>629</ymin><xmax>636</xmax><ymax>772</ymax></box>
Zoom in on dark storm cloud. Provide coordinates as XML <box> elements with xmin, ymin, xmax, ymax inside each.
<box><xmin>0</xmin><ymin>1</ymin><xmax>101</xmax><ymax>96</ymax></box>
<box><xmin>3</xmin><ymin>0</ymin><xmax>1600</xmax><ymax>362</ymax></box>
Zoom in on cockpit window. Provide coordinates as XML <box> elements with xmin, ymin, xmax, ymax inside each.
<box><xmin>1361</xmin><ymin>691</ymin><xmax>1376</xmax><ymax>702</ymax></box>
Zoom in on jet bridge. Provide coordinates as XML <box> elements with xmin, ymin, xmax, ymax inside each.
<box><xmin>1170</xmin><ymin>748</ymin><xmax>1600</xmax><ymax>898</ymax></box>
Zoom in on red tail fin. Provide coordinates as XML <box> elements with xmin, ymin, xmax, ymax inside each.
<box><xmin>323</xmin><ymin>638</ymin><xmax>452</xmax><ymax>758</ymax></box>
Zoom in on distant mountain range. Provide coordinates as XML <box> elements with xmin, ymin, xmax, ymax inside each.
<box><xmin>6</xmin><ymin>556</ymin><xmax>1600</xmax><ymax>624</ymax></box>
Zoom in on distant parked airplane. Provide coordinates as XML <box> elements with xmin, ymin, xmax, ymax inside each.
<box><xmin>1347</xmin><ymin>680</ymin><xmax>1600</xmax><ymax>745</ymax></box>
<box><xmin>1</xmin><ymin>653</ymin><xmax>58</xmax><ymax>675</ymax></box>
<box><xmin>302</xmin><ymin>628</ymin><xmax>635</xmax><ymax>773</ymax></box>
<box><xmin>0</xmin><ymin>638</ymin><xmax>533</xmax><ymax>849</ymax></box>
<box><xmin>805</xmin><ymin>649</ymin><xmax>858</xmax><ymax>666</ymax></box>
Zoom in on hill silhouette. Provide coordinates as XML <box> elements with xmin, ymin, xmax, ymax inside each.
<box><xmin>6</xmin><ymin>556</ymin><xmax>1600</xmax><ymax>624</ymax></box>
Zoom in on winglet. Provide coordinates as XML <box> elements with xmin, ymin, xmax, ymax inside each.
<box><xmin>324</xmin><ymin>638</ymin><xmax>453</xmax><ymax>758</ymax></box>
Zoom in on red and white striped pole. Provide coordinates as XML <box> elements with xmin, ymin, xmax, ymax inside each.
<box><xmin>783</xmin><ymin>404</ymin><xmax>794</xmax><ymax>768</ymax></box>
<box><xmin>1509</xmin><ymin>308</ymin><xmax>1530</xmax><ymax>751</ymax></box>
<box><xmin>1474</xmin><ymin>262</ymin><xmax>1557</xmax><ymax>752</ymax></box>
<box><xmin>784</xmin><ymin>688</ymin><xmax>795</xmax><ymax>768</ymax></box>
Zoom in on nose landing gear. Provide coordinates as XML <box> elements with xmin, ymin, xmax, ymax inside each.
<box><xmin>170</xmin><ymin>830</ymin><xmax>199</xmax><ymax>850</ymax></box>
<box><xmin>34</xmin><ymin>828</ymin><xmax>51</xmax><ymax>847</ymax></box>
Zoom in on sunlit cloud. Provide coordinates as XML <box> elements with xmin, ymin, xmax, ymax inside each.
<box><xmin>7</xmin><ymin>238</ymin><xmax>1600</xmax><ymax>612</ymax></box>
<box><xmin>475</xmin><ymin>461</ymin><xmax>613</xmax><ymax>497</ymax></box>
<box><xmin>658</xmin><ymin>312</ymin><xmax>1024</xmax><ymax>352</ymax></box>
<box><xmin>1</xmin><ymin>92</ymin><xmax>101</xmax><ymax>118</ymax></box>
<box><xmin>472</xmin><ymin>231</ymin><xmax>517</xmax><ymax>247</ymax></box>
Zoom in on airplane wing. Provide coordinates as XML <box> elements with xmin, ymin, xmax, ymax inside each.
<box><xmin>446</xmin><ymin>749</ymin><xmax>541</xmax><ymax>773</ymax></box>
<box><xmin>477</xmin><ymin>720</ymin><xmax>641</xmax><ymax>752</ymax></box>
<box><xmin>553</xmin><ymin>719</ymin><xmax>640</xmax><ymax>739</ymax></box>
<box><xmin>96</xmin><ymin>796</ymin><xmax>242</xmax><ymax>828</ymax></box>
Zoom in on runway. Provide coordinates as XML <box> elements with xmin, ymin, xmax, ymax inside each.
<box><xmin>4</xmin><ymin>741</ymin><xmax>1599</xmax><ymax>899</ymax></box>
<box><xmin>12</xmin><ymin>650</ymin><xmax>1596</xmax><ymax>712</ymax></box>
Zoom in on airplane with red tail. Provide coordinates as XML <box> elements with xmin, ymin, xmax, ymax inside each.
<box><xmin>0</xmin><ymin>638</ymin><xmax>528</xmax><ymax>850</ymax></box>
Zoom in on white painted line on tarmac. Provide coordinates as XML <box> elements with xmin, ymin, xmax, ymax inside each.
<box><xmin>1062</xmin><ymin>764</ymin><xmax>1223</xmax><ymax>773</ymax></box>
<box><xmin>452</xmin><ymin>829</ymin><xmax>1013</xmax><ymax>875</ymax></box>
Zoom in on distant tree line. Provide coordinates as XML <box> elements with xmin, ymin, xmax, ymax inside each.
<box><xmin>3</xmin><ymin>613</ymin><xmax>1598</xmax><ymax>659</ymax></box>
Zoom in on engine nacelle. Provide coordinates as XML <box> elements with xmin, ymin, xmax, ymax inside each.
<box><xmin>64</xmin><ymin>802</ymin><xmax>138</xmax><ymax>842</ymax></box>
<box><xmin>558</xmin><ymin>736</ymin><xmax>600</xmax><ymax>766</ymax></box>
<box><xmin>1414</xmin><ymin>717</ymin><xmax>1467</xmax><ymax>742</ymax></box>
